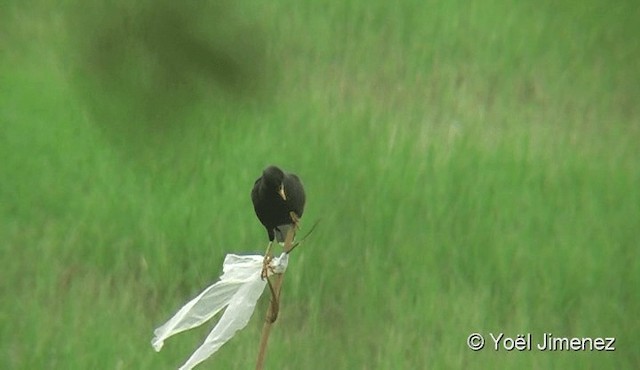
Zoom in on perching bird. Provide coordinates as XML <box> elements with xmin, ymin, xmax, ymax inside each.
<box><xmin>251</xmin><ymin>165</ymin><xmax>305</xmax><ymax>244</ymax></box>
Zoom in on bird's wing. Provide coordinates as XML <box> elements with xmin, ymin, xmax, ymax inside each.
<box><xmin>284</xmin><ymin>174</ymin><xmax>306</xmax><ymax>217</ymax></box>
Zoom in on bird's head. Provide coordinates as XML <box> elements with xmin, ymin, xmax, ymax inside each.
<box><xmin>263</xmin><ymin>166</ymin><xmax>286</xmax><ymax>201</ymax></box>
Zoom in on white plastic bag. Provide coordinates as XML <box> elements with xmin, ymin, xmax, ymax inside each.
<box><xmin>152</xmin><ymin>253</ymin><xmax>288</xmax><ymax>370</ymax></box>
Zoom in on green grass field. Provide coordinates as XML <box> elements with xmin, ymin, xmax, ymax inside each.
<box><xmin>1</xmin><ymin>0</ymin><xmax>639</xmax><ymax>368</ymax></box>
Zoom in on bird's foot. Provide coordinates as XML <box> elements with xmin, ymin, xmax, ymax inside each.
<box><xmin>261</xmin><ymin>254</ymin><xmax>274</xmax><ymax>280</ymax></box>
<box><xmin>261</xmin><ymin>241</ymin><xmax>274</xmax><ymax>280</ymax></box>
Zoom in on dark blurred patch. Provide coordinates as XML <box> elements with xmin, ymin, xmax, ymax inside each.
<box><xmin>69</xmin><ymin>0</ymin><xmax>269</xmax><ymax>150</ymax></box>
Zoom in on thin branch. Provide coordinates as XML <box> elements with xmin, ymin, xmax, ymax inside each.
<box><xmin>255</xmin><ymin>224</ymin><xmax>296</xmax><ymax>370</ymax></box>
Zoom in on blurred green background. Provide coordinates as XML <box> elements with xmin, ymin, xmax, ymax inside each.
<box><xmin>1</xmin><ymin>0</ymin><xmax>638</xmax><ymax>369</ymax></box>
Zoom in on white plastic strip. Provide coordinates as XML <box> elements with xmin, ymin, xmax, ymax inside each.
<box><xmin>151</xmin><ymin>253</ymin><xmax>289</xmax><ymax>370</ymax></box>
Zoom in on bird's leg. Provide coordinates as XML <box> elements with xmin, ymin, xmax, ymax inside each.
<box><xmin>261</xmin><ymin>241</ymin><xmax>273</xmax><ymax>280</ymax></box>
<box><xmin>262</xmin><ymin>241</ymin><xmax>280</xmax><ymax>322</ymax></box>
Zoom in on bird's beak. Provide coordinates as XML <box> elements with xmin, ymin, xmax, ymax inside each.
<box><xmin>278</xmin><ymin>184</ymin><xmax>287</xmax><ymax>201</ymax></box>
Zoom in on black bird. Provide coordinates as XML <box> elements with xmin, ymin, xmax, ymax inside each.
<box><xmin>251</xmin><ymin>166</ymin><xmax>305</xmax><ymax>244</ymax></box>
